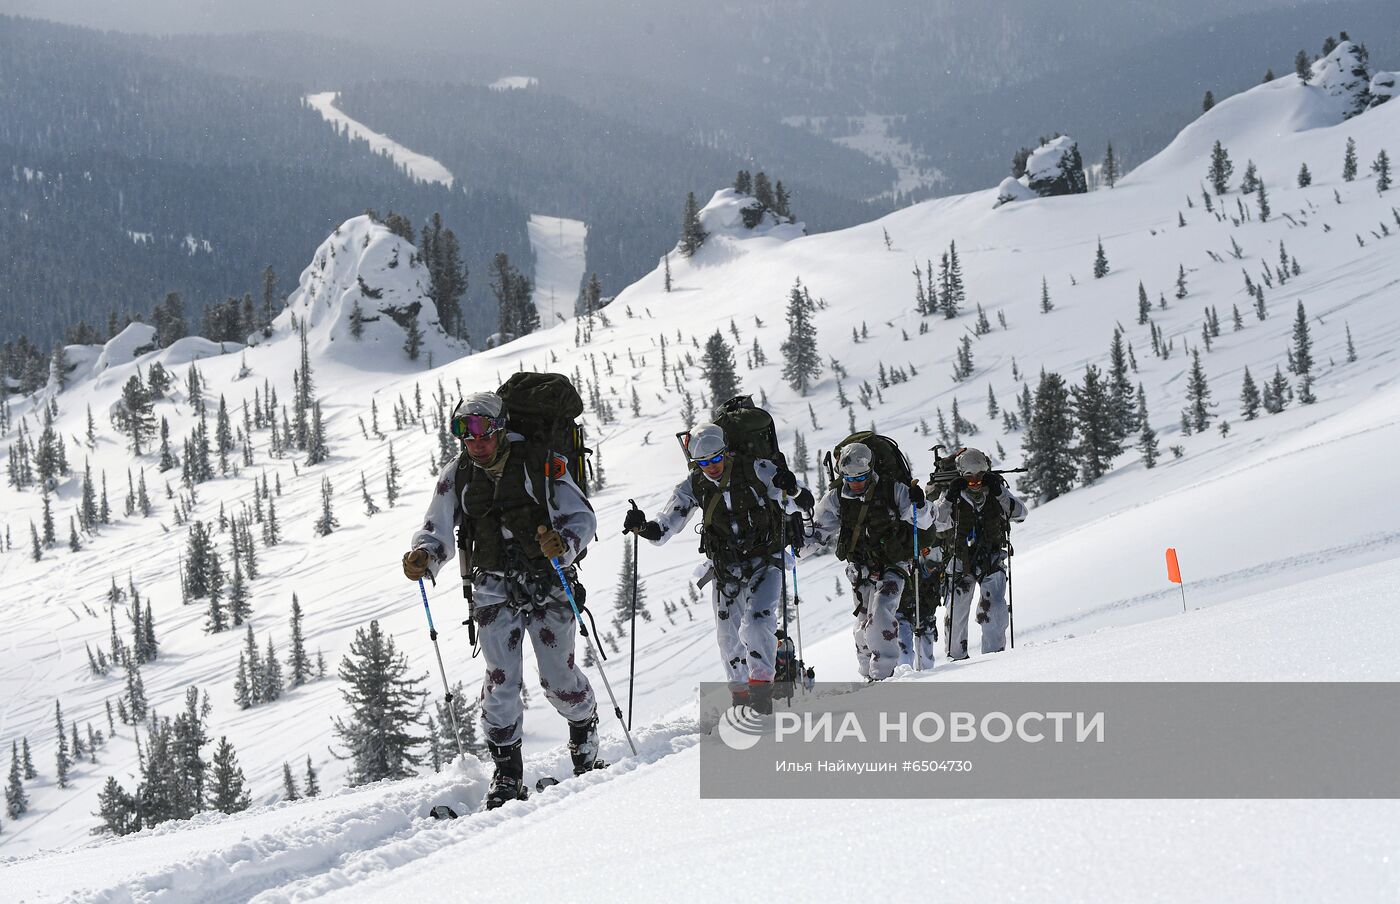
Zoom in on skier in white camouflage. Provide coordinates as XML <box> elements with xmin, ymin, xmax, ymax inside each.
<box><xmin>932</xmin><ymin>448</ymin><xmax>1028</xmax><ymax>660</ymax></box>
<box><xmin>402</xmin><ymin>391</ymin><xmax>599</xmax><ymax>810</ymax></box>
<box><xmin>623</xmin><ymin>423</ymin><xmax>810</xmax><ymax>714</ymax></box>
<box><xmin>808</xmin><ymin>439</ymin><xmax>933</xmax><ymax>681</ymax></box>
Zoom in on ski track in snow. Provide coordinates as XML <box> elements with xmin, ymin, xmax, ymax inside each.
<box><xmin>305</xmin><ymin>92</ymin><xmax>455</xmax><ymax>188</ymax></box>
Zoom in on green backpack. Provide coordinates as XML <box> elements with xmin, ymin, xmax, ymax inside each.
<box><xmin>828</xmin><ymin>431</ymin><xmax>913</xmax><ymax>490</ymax></box>
<box><xmin>680</xmin><ymin>394</ymin><xmax>788</xmax><ymax>468</ymax></box>
<box><xmin>497</xmin><ymin>371</ymin><xmax>590</xmax><ymax>495</ymax></box>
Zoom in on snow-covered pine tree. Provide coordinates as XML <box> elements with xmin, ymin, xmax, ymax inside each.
<box><xmin>304</xmin><ymin>755</ymin><xmax>321</xmax><ymax>796</ymax></box>
<box><xmin>288</xmin><ymin>594</ymin><xmax>311</xmax><ymax>687</ymax></box>
<box><xmin>1240</xmin><ymin>368</ymin><xmax>1261</xmax><ymax>420</ymax></box>
<box><xmin>780</xmin><ymin>280</ymin><xmax>822</xmax><ymax>395</ymax></box>
<box><xmin>1040</xmin><ymin>276</ymin><xmax>1053</xmax><ymax>313</ymax></box>
<box><xmin>1021</xmin><ymin>370</ymin><xmax>1077</xmax><ymax>502</ymax></box>
<box><xmin>1256</xmin><ymin>178</ymin><xmax>1271</xmax><ymax>221</ymax></box>
<box><xmin>1186</xmin><ymin>349</ymin><xmax>1213</xmax><ymax>432</ymax></box>
<box><xmin>314</xmin><ymin>476</ymin><xmax>337</xmax><ymax>536</ymax></box>
<box><xmin>1071</xmin><ymin>365</ymin><xmax>1122</xmax><ymax>484</ymax></box>
<box><xmin>207</xmin><ymin>737</ymin><xmax>251</xmax><ymax>814</ymax></box>
<box><xmin>282</xmin><ymin>761</ymin><xmax>299</xmax><ymax>801</ymax></box>
<box><xmin>54</xmin><ymin>700</ymin><xmax>70</xmax><ymax>788</ymax></box>
<box><xmin>332</xmin><ymin>620</ymin><xmax>426</xmax><ymax>786</ymax></box>
<box><xmin>700</xmin><ymin>331</ymin><xmax>740</xmax><ymax>414</ymax></box>
<box><xmin>1102</xmin><ymin>142</ymin><xmax>1119</xmax><ymax>188</ymax></box>
<box><xmin>1093</xmin><ymin>238</ymin><xmax>1110</xmax><ymax>278</ymax></box>
<box><xmin>1208</xmin><ymin>141</ymin><xmax>1234</xmax><ymax>194</ymax></box>
<box><xmin>679</xmin><ymin>192</ymin><xmax>707</xmax><ymax>257</ymax></box>
<box><xmin>263</xmin><ymin>637</ymin><xmax>284</xmax><ymax>702</ymax></box>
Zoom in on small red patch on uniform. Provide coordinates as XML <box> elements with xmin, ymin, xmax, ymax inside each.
<box><xmin>545</xmin><ymin>455</ymin><xmax>567</xmax><ymax>479</ymax></box>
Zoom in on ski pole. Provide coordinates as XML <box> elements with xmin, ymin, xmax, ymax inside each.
<box><xmin>418</xmin><ymin>578</ymin><xmax>467</xmax><ymax>762</ymax></box>
<box><xmin>626</xmin><ymin>499</ymin><xmax>640</xmax><ymax>730</ymax></box>
<box><xmin>550</xmin><ymin>556</ymin><xmax>638</xmax><ymax>756</ymax></box>
<box><xmin>912</xmin><ymin>509</ymin><xmax>923</xmax><ymax>671</ymax></box>
<box><xmin>1007</xmin><ymin>538</ymin><xmax>1016</xmax><ymax>650</ymax></box>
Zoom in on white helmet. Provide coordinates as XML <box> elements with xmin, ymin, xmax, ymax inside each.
<box><xmin>455</xmin><ymin>392</ymin><xmax>503</xmax><ymax>419</ymax></box>
<box><xmin>956</xmin><ymin>447</ymin><xmax>991</xmax><ymax>477</ymax></box>
<box><xmin>687</xmin><ymin>424</ymin><xmax>727</xmax><ymax>462</ymax></box>
<box><xmin>838</xmin><ymin>442</ymin><xmax>874</xmax><ymax>478</ymax></box>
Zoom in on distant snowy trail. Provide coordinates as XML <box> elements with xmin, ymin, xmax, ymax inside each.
<box><xmin>305</xmin><ymin>92</ymin><xmax>455</xmax><ymax>188</ymax></box>
<box><xmin>527</xmin><ymin>215</ymin><xmax>588</xmax><ymax>327</ymax></box>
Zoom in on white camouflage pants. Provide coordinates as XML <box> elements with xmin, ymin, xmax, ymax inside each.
<box><xmin>711</xmin><ymin>559</ymin><xmax>781</xmax><ymax>689</ymax></box>
<box><xmin>897</xmin><ymin>618</ymin><xmax>937</xmax><ymax>669</ymax></box>
<box><xmin>946</xmin><ymin>567</ymin><xmax>1009</xmax><ymax>660</ymax></box>
<box><xmin>475</xmin><ymin>589</ymin><xmax>597</xmax><ymax>748</ymax></box>
<box><xmin>850</xmin><ymin>566</ymin><xmax>904</xmax><ymax>681</ymax></box>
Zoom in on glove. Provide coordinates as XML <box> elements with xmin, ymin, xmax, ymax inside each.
<box><xmin>794</xmin><ymin>487</ymin><xmax>815</xmax><ymax>513</ymax></box>
<box><xmin>944</xmin><ymin>478</ymin><xmax>967</xmax><ymax>502</ymax></box>
<box><xmin>402</xmin><ymin>548</ymin><xmax>430</xmax><ymax>582</ymax></box>
<box><xmin>623</xmin><ymin>507</ymin><xmax>648</xmax><ymax>534</ymax></box>
<box><xmin>536</xmin><ymin>525</ymin><xmax>566</xmax><ymax>559</ymax></box>
<box><xmin>984</xmin><ymin>472</ymin><xmax>1006</xmax><ymax>495</ymax></box>
<box><xmin>908</xmin><ymin>481</ymin><xmax>926</xmax><ymax>507</ymax></box>
<box><xmin>636</xmin><ymin>521</ymin><xmax>664</xmax><ymax>542</ymax></box>
<box><xmin>772</xmin><ymin>467</ymin><xmax>798</xmax><ymax>494</ymax></box>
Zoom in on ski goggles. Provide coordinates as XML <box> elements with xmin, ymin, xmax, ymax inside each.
<box><xmin>692</xmin><ymin>450</ymin><xmax>727</xmax><ymax>468</ymax></box>
<box><xmin>842</xmin><ymin>471</ymin><xmax>872</xmax><ymax>483</ymax></box>
<box><xmin>965</xmin><ymin>473</ymin><xmax>986</xmax><ymax>488</ymax></box>
<box><xmin>450</xmin><ymin>413</ymin><xmax>505</xmax><ymax>440</ymax></box>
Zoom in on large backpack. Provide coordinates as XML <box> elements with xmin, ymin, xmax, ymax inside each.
<box><xmin>711</xmin><ymin>394</ymin><xmax>786</xmax><ymax>467</ymax></box>
<box><xmin>828</xmin><ymin>431</ymin><xmax>913</xmax><ymax>490</ymax></box>
<box><xmin>496</xmin><ymin>371</ymin><xmax>590</xmax><ymax>495</ymax></box>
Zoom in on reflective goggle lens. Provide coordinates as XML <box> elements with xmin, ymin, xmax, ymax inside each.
<box><xmin>693</xmin><ymin>451</ymin><xmax>726</xmax><ymax>467</ymax></box>
<box><xmin>451</xmin><ymin>414</ymin><xmax>504</xmax><ymax>440</ymax></box>
<box><xmin>843</xmin><ymin>472</ymin><xmax>871</xmax><ymax>483</ymax></box>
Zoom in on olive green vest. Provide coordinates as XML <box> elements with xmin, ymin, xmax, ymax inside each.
<box><xmin>456</xmin><ymin>441</ymin><xmax>554</xmax><ymax>573</ymax></box>
<box><xmin>689</xmin><ymin>456</ymin><xmax>784</xmax><ymax>563</ymax></box>
<box><xmin>950</xmin><ymin>491</ymin><xmax>1009</xmax><ymax>560</ymax></box>
<box><xmin>835</xmin><ymin>479</ymin><xmax>911</xmax><ymax>569</ymax></box>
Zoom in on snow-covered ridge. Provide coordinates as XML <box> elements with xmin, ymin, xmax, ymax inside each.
<box><xmin>305</xmin><ymin>92</ymin><xmax>455</xmax><ymax>188</ymax></box>
<box><xmin>527</xmin><ymin>214</ymin><xmax>588</xmax><ymax>327</ymax></box>
<box><xmin>489</xmin><ymin>75</ymin><xmax>539</xmax><ymax>91</ymax></box>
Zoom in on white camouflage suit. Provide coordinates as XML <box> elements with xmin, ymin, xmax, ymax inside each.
<box><xmin>810</xmin><ymin>477</ymin><xmax>933</xmax><ymax>680</ymax></box>
<box><xmin>645</xmin><ymin>458</ymin><xmax>805</xmax><ymax>691</ymax></box>
<box><xmin>410</xmin><ymin>434</ymin><xmax>598</xmax><ymax>748</ymax></box>
<box><xmin>932</xmin><ymin>483</ymin><xmax>1027</xmax><ymax>659</ymax></box>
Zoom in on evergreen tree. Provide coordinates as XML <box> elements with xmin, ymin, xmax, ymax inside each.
<box><xmin>304</xmin><ymin>756</ymin><xmax>321</xmax><ymax>797</ymax></box>
<box><xmin>1208</xmin><ymin>141</ymin><xmax>1234</xmax><ymax>194</ymax></box>
<box><xmin>612</xmin><ymin>539</ymin><xmax>650</xmax><ymax>636</ymax></box>
<box><xmin>1240</xmin><ymin>367</ymin><xmax>1261</xmax><ymax>420</ymax></box>
<box><xmin>1071</xmin><ymin>365</ymin><xmax>1122</xmax><ymax>484</ymax></box>
<box><xmin>1093</xmin><ymin>238</ymin><xmax>1110</xmax><ymax>278</ymax></box>
<box><xmin>263</xmin><ymin>636</ymin><xmax>284</xmax><ymax>702</ymax></box>
<box><xmin>314</xmin><ymin>476</ymin><xmax>338</xmax><ymax>536</ymax></box>
<box><xmin>1039</xmin><ymin>276</ymin><xmax>1053</xmax><ymax>313</ymax></box>
<box><xmin>207</xmin><ymin>737</ymin><xmax>251</xmax><ymax>814</ymax></box>
<box><xmin>6</xmin><ymin>743</ymin><xmax>28</xmax><ymax>819</ymax></box>
<box><xmin>1021</xmin><ymin>370</ymin><xmax>1077</xmax><ymax>502</ymax></box>
<box><xmin>1297</xmin><ymin>162</ymin><xmax>1312</xmax><ymax>187</ymax></box>
<box><xmin>779</xmin><ymin>280</ymin><xmax>822</xmax><ymax>395</ymax></box>
<box><xmin>679</xmin><ymin>192</ymin><xmax>708</xmax><ymax>257</ymax></box>
<box><xmin>1202</xmin><ymin>90</ymin><xmax>1215</xmax><ymax>112</ymax></box>
<box><xmin>233</xmin><ymin>653</ymin><xmax>252</xmax><ymax>710</ymax></box>
<box><xmin>1101</xmin><ymin>142</ymin><xmax>1119</xmax><ymax>188</ymax></box>
<box><xmin>21</xmin><ymin>738</ymin><xmax>36</xmax><ymax>780</ymax></box>
<box><xmin>1343</xmin><ymin>137</ymin><xmax>1358</xmax><ymax>181</ymax></box>
<box><xmin>288</xmin><ymin>594</ymin><xmax>311</xmax><ymax>687</ymax></box>
<box><xmin>940</xmin><ymin>241</ymin><xmax>966</xmax><ymax>317</ymax></box>
<box><xmin>305</xmin><ymin>400</ymin><xmax>329</xmax><ymax>465</ymax></box>
<box><xmin>1374</xmin><ymin>150</ymin><xmax>1393</xmax><ymax>193</ymax></box>
<box><xmin>95</xmin><ymin>776</ymin><xmax>138</xmax><ymax>835</ymax></box>
<box><xmin>1256</xmin><ymin>177</ymin><xmax>1271</xmax><ymax>221</ymax></box>
<box><xmin>282</xmin><ymin>761</ymin><xmax>300</xmax><ymax>801</ymax></box>
<box><xmin>1186</xmin><ymin>349</ymin><xmax>1213</xmax><ymax>432</ymax></box>
<box><xmin>700</xmin><ymin>331</ymin><xmax>740</xmax><ymax>414</ymax></box>
<box><xmin>54</xmin><ymin>701</ymin><xmax>71</xmax><ymax>788</ymax></box>
<box><xmin>1137</xmin><ymin>281</ymin><xmax>1151</xmax><ymax>325</ymax></box>
<box><xmin>125</xmin><ymin>658</ymin><xmax>148</xmax><ymax>722</ymax></box>
<box><xmin>1345</xmin><ymin>323</ymin><xmax>1357</xmax><ymax>363</ymax></box>
<box><xmin>1240</xmin><ymin>160</ymin><xmax>1259</xmax><ymax>194</ymax></box>
<box><xmin>1138</xmin><ymin>415</ymin><xmax>1160</xmax><ymax>469</ymax></box>
<box><xmin>206</xmin><ymin>568</ymin><xmax>228</xmax><ymax>634</ymax></box>
<box><xmin>332</xmin><ymin>621</ymin><xmax>427</xmax><ymax>785</ymax></box>
<box><xmin>1107</xmin><ymin>329</ymin><xmax>1136</xmax><ymax>439</ymax></box>
<box><xmin>1295</xmin><ymin>49</ymin><xmax>1312</xmax><ymax>84</ymax></box>
<box><xmin>1292</xmin><ymin>301</ymin><xmax>1314</xmax><ymax>376</ymax></box>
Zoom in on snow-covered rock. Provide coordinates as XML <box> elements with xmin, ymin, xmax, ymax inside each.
<box><xmin>993</xmin><ymin>176</ymin><xmax>1037</xmax><ymax>208</ymax></box>
<box><xmin>270</xmin><ymin>215</ymin><xmax>470</xmax><ymax>369</ymax></box>
<box><xmin>1370</xmin><ymin>71</ymin><xmax>1396</xmax><ymax>108</ymax></box>
<box><xmin>696</xmin><ymin>188</ymin><xmax>805</xmax><ymax>242</ymax></box>
<box><xmin>1025</xmin><ymin>136</ymin><xmax>1087</xmax><ymax>198</ymax></box>
<box><xmin>1313</xmin><ymin>40</ymin><xmax>1372</xmax><ymax>119</ymax></box>
<box><xmin>93</xmin><ymin>323</ymin><xmax>158</xmax><ymax>375</ymax></box>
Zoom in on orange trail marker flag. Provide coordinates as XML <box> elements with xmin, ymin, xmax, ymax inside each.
<box><xmin>1165</xmin><ymin>547</ymin><xmax>1187</xmax><ymax>613</ymax></box>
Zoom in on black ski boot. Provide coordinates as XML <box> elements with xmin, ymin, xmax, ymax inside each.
<box><xmin>568</xmin><ymin>713</ymin><xmax>601</xmax><ymax>776</ymax></box>
<box><xmin>748</xmin><ymin>680</ymin><xmax>774</xmax><ymax>715</ymax></box>
<box><xmin>485</xmin><ymin>740</ymin><xmax>527</xmax><ymax>810</ymax></box>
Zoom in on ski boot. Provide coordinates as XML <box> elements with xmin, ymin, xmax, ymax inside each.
<box><xmin>747</xmin><ymin>679</ymin><xmax>774</xmax><ymax>715</ymax></box>
<box><xmin>485</xmin><ymin>740</ymin><xmax>527</xmax><ymax>810</ymax></box>
<box><xmin>568</xmin><ymin>713</ymin><xmax>602</xmax><ymax>776</ymax></box>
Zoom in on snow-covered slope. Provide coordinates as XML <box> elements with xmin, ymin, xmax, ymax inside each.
<box><xmin>3</xmin><ymin>63</ymin><xmax>1400</xmax><ymax>899</ymax></box>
